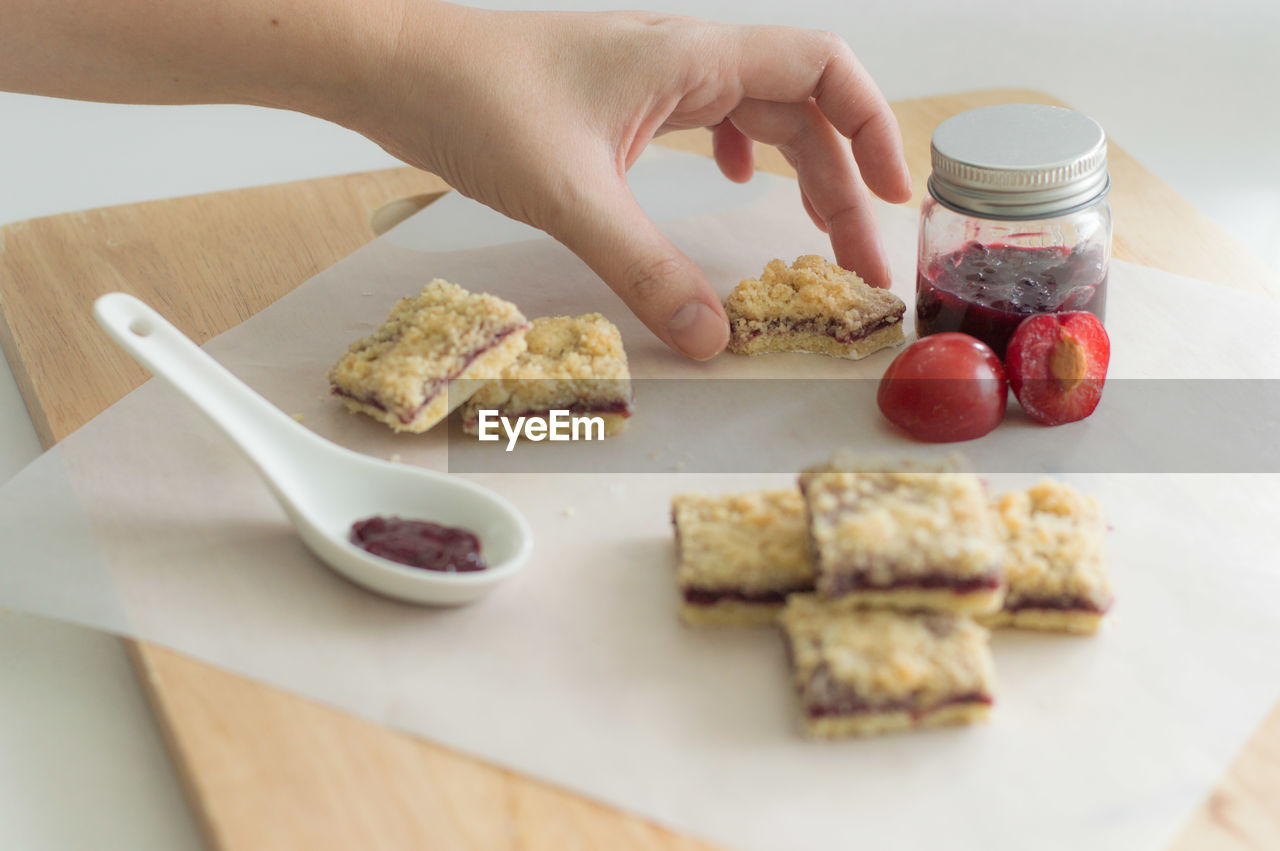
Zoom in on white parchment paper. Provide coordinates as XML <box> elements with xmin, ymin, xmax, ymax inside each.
<box><xmin>3</xmin><ymin>148</ymin><xmax>1280</xmax><ymax>850</ymax></box>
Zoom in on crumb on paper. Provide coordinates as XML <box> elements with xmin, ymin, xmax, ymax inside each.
<box><xmin>291</xmin><ymin>413</ymin><xmax>305</xmax><ymax>423</ymax></box>
<box><xmin>562</xmin><ymin>506</ymin><xmax>576</xmax><ymax>518</ymax></box>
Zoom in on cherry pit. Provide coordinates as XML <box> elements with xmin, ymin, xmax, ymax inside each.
<box><xmin>878</xmin><ymin>312</ymin><xmax>1110</xmax><ymax>443</ymax></box>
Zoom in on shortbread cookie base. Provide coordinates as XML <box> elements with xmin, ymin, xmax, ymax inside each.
<box><xmin>462</xmin><ymin>410</ymin><xmax>629</xmax><ymax>438</ymax></box>
<box><xmin>981</xmin><ymin>608</ymin><xmax>1103</xmax><ymax>635</ymax></box>
<box><xmin>678</xmin><ymin>600</ymin><xmax>784</xmax><ymax>627</ymax></box>
<box><xmin>337</xmin><ymin>329</ymin><xmax>528</xmax><ymax>433</ymax></box>
<box><xmin>801</xmin><ymin>700</ymin><xmax>991</xmax><ymax>739</ymax></box>
<box><xmin>728</xmin><ymin>320</ymin><xmax>903</xmax><ymax>360</ymax></box>
<box><xmin>820</xmin><ymin>585</ymin><xmax>1005</xmax><ymax>616</ymax></box>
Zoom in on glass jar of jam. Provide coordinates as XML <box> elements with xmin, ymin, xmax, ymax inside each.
<box><xmin>916</xmin><ymin>104</ymin><xmax>1112</xmax><ymax>358</ymax></box>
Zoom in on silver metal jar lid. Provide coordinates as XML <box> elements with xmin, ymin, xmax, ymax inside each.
<box><xmin>928</xmin><ymin>104</ymin><xmax>1109</xmax><ymax>220</ymax></box>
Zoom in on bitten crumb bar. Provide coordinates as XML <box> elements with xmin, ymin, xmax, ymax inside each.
<box><xmin>328</xmin><ymin>280</ymin><xmax>530</xmax><ymax>433</ymax></box>
<box><xmin>725</xmin><ymin>255</ymin><xmax>905</xmax><ymax>359</ymax></box>
<box><xmin>981</xmin><ymin>481</ymin><xmax>1113</xmax><ymax>634</ymax></box>
<box><xmin>460</xmin><ymin>313</ymin><xmax>633</xmax><ymax>438</ymax></box>
<box><xmin>798</xmin><ymin>458</ymin><xmax>1004</xmax><ymax>615</ymax></box>
<box><xmin>779</xmin><ymin>594</ymin><xmax>995</xmax><ymax>738</ymax></box>
<box><xmin>672</xmin><ymin>489</ymin><xmax>814</xmax><ymax>626</ymax></box>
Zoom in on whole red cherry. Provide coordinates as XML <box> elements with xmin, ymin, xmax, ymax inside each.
<box><xmin>877</xmin><ymin>333</ymin><xmax>1008</xmax><ymax>442</ymax></box>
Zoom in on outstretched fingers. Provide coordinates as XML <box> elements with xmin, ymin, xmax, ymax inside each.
<box><xmin>729</xmin><ymin>98</ymin><xmax>891</xmax><ymax>288</ymax></box>
<box><xmin>545</xmin><ymin>174</ymin><xmax>729</xmax><ymax>360</ymax></box>
<box><xmin>734</xmin><ymin>27</ymin><xmax>911</xmax><ymax>204</ymax></box>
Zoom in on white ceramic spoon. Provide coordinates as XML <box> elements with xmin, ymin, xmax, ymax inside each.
<box><xmin>93</xmin><ymin>292</ymin><xmax>532</xmax><ymax>605</ymax></box>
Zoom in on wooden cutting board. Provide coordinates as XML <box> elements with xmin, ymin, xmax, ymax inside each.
<box><xmin>2</xmin><ymin>89</ymin><xmax>1277</xmax><ymax>851</ymax></box>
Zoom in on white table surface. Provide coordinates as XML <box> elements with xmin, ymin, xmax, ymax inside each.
<box><xmin>1</xmin><ymin>1</ymin><xmax>1276</xmax><ymax>848</ymax></box>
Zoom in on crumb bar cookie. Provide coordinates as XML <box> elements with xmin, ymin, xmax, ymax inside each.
<box><xmin>982</xmin><ymin>481</ymin><xmax>1113</xmax><ymax>634</ymax></box>
<box><xmin>725</xmin><ymin>255</ymin><xmax>905</xmax><ymax>359</ymax></box>
<box><xmin>328</xmin><ymin>280</ymin><xmax>530</xmax><ymax>433</ymax></box>
<box><xmin>672</xmin><ymin>489</ymin><xmax>814</xmax><ymax>626</ymax></box>
<box><xmin>799</xmin><ymin>459</ymin><xmax>1003</xmax><ymax>615</ymax></box>
<box><xmin>459</xmin><ymin>313</ymin><xmax>633</xmax><ymax>438</ymax></box>
<box><xmin>779</xmin><ymin>594</ymin><xmax>995</xmax><ymax>738</ymax></box>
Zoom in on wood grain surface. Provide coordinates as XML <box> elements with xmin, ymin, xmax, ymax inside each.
<box><xmin>2</xmin><ymin>89</ymin><xmax>1277</xmax><ymax>851</ymax></box>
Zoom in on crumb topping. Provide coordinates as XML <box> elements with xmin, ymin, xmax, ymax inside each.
<box><xmin>780</xmin><ymin>595</ymin><xmax>995</xmax><ymax>706</ymax></box>
<box><xmin>992</xmin><ymin>481</ymin><xmax>1112</xmax><ymax>610</ymax></box>
<box><xmin>726</xmin><ymin>255</ymin><xmax>904</xmax><ymax>324</ymax></box>
<box><xmin>800</xmin><ymin>469</ymin><xmax>1001</xmax><ymax>586</ymax></box>
<box><xmin>803</xmin><ymin>451</ymin><xmax>969</xmax><ymax>476</ymax></box>
<box><xmin>672</xmin><ymin>489</ymin><xmax>814</xmax><ymax>594</ymax></box>
<box><xmin>328</xmin><ymin>279</ymin><xmax>529</xmax><ymax>418</ymax></box>
<box><xmin>517</xmin><ymin>313</ymin><xmax>629</xmax><ymax>378</ymax></box>
<box><xmin>463</xmin><ymin>313</ymin><xmax>631</xmax><ymax>414</ymax></box>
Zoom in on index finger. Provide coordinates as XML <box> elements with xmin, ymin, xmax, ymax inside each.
<box><xmin>731</xmin><ymin>26</ymin><xmax>912</xmax><ymax>204</ymax></box>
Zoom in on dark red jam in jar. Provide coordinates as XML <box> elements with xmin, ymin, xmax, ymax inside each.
<box><xmin>918</xmin><ymin>104</ymin><xmax>1111</xmax><ymax>356</ymax></box>
<box><xmin>916</xmin><ymin>240</ymin><xmax>1108</xmax><ymax>358</ymax></box>
<box><xmin>350</xmin><ymin>516</ymin><xmax>486</xmax><ymax>572</ymax></box>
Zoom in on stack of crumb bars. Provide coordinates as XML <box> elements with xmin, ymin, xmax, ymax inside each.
<box><xmin>671</xmin><ymin>452</ymin><xmax>1113</xmax><ymax>739</ymax></box>
<box><xmin>327</xmin><ymin>280</ymin><xmax>634</xmax><ymax>436</ymax></box>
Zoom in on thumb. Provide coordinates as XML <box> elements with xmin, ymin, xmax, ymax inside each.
<box><xmin>546</xmin><ymin>178</ymin><xmax>729</xmax><ymax>361</ymax></box>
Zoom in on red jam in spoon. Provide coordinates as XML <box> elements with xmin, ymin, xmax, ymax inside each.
<box><xmin>349</xmin><ymin>516</ymin><xmax>486</xmax><ymax>572</ymax></box>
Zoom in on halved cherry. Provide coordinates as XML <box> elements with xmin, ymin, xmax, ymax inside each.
<box><xmin>1006</xmin><ymin>312</ymin><xmax>1110</xmax><ymax>425</ymax></box>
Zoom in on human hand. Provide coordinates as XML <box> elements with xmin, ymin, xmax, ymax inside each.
<box><xmin>0</xmin><ymin>0</ymin><xmax>909</xmax><ymax>360</ymax></box>
<box><xmin>346</xmin><ymin>5</ymin><xmax>911</xmax><ymax>360</ymax></box>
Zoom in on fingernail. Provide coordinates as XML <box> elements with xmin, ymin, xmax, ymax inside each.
<box><xmin>668</xmin><ymin>301</ymin><xmax>728</xmax><ymax>360</ymax></box>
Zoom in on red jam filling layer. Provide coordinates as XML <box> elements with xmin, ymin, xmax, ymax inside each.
<box><xmin>805</xmin><ymin>688</ymin><xmax>992</xmax><ymax>721</ymax></box>
<box><xmin>350</xmin><ymin>516</ymin><xmax>486</xmax><ymax>572</ymax></box>
<box><xmin>682</xmin><ymin>586</ymin><xmax>813</xmax><ymax>607</ymax></box>
<box><xmin>822</xmin><ymin>572</ymin><xmax>1001</xmax><ymax>596</ymax></box>
<box><xmin>1005</xmin><ymin>595</ymin><xmax>1108</xmax><ymax>614</ymax></box>
<box><xmin>332</xmin><ymin>323</ymin><xmax>526</xmax><ymax>424</ymax></box>
<box><xmin>916</xmin><ymin>241</ymin><xmax>1107</xmax><ymax>357</ymax></box>
<box><xmin>467</xmin><ymin>399</ymin><xmax>635</xmax><ymax>424</ymax></box>
<box><xmin>736</xmin><ymin>314</ymin><xmax>902</xmax><ymax>345</ymax></box>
